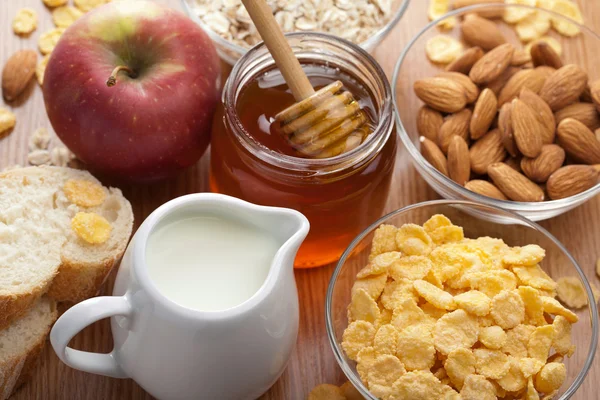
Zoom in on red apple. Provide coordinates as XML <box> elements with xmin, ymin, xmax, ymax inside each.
<box><xmin>43</xmin><ymin>1</ymin><xmax>220</xmax><ymax>182</ymax></box>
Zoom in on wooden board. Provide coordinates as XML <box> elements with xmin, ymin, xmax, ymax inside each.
<box><xmin>1</xmin><ymin>1</ymin><xmax>599</xmax><ymax>399</ymax></box>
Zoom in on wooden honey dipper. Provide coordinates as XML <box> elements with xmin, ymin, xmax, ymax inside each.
<box><xmin>241</xmin><ymin>0</ymin><xmax>371</xmax><ymax>158</ymax></box>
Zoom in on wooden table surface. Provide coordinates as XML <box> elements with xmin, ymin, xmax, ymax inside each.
<box><xmin>1</xmin><ymin>1</ymin><xmax>599</xmax><ymax>399</ymax></box>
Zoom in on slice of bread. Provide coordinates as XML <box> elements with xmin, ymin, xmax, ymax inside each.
<box><xmin>0</xmin><ymin>166</ymin><xmax>133</xmax><ymax>328</ymax></box>
<box><xmin>0</xmin><ymin>297</ymin><xmax>57</xmax><ymax>400</ymax></box>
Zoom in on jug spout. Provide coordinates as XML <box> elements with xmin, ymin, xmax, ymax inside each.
<box><xmin>259</xmin><ymin>206</ymin><xmax>310</xmax><ymax>265</ymax></box>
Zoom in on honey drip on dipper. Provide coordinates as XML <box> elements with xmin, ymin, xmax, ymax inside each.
<box><xmin>241</xmin><ymin>0</ymin><xmax>372</xmax><ymax>159</ymax></box>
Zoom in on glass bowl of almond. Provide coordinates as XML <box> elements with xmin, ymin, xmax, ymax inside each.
<box><xmin>325</xmin><ymin>200</ymin><xmax>598</xmax><ymax>400</ymax></box>
<box><xmin>181</xmin><ymin>0</ymin><xmax>410</xmax><ymax>65</ymax></box>
<box><xmin>392</xmin><ymin>2</ymin><xmax>600</xmax><ymax>221</ymax></box>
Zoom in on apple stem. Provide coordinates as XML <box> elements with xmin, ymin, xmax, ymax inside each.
<box><xmin>107</xmin><ymin>65</ymin><xmax>135</xmax><ymax>87</ymax></box>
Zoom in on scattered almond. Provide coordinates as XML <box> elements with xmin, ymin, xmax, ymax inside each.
<box><xmin>521</xmin><ymin>144</ymin><xmax>566</xmax><ymax>183</ymax></box>
<box><xmin>519</xmin><ymin>87</ymin><xmax>556</xmax><ymax>144</ymax></box>
<box><xmin>555</xmin><ymin>103</ymin><xmax>600</xmax><ymax>131</ymax></box>
<box><xmin>414</xmin><ymin>77</ymin><xmax>467</xmax><ymax>113</ymax></box>
<box><xmin>470</xmin><ymin>88</ymin><xmax>497</xmax><ymax>140</ymax></box>
<box><xmin>547</xmin><ymin>165</ymin><xmax>599</xmax><ymax>200</ymax></box>
<box><xmin>556</xmin><ymin>118</ymin><xmax>600</xmax><ymax>165</ymax></box>
<box><xmin>417</xmin><ymin>106</ymin><xmax>443</xmax><ymax>142</ymax></box>
<box><xmin>446</xmin><ymin>46</ymin><xmax>484</xmax><ymax>74</ymax></box>
<box><xmin>498</xmin><ymin>68</ymin><xmax>545</xmax><ymax>106</ymax></box>
<box><xmin>498</xmin><ymin>102</ymin><xmax>519</xmax><ymax>158</ymax></box>
<box><xmin>448</xmin><ymin>135</ymin><xmax>470</xmax><ymax>186</ymax></box>
<box><xmin>530</xmin><ymin>41</ymin><xmax>563</xmax><ymax>69</ymax></box>
<box><xmin>437</xmin><ymin>71</ymin><xmax>479</xmax><ymax>104</ymax></box>
<box><xmin>470</xmin><ymin>129</ymin><xmax>506</xmax><ymax>175</ymax></box>
<box><xmin>2</xmin><ymin>50</ymin><xmax>37</xmax><ymax>101</ymax></box>
<box><xmin>465</xmin><ymin>180</ymin><xmax>508</xmax><ymax>200</ymax></box>
<box><xmin>438</xmin><ymin>109</ymin><xmax>472</xmax><ymax>153</ymax></box>
<box><xmin>469</xmin><ymin>43</ymin><xmax>515</xmax><ymax>84</ymax></box>
<box><xmin>420</xmin><ymin>136</ymin><xmax>449</xmax><ymax>177</ymax></box>
<box><xmin>539</xmin><ymin>64</ymin><xmax>588</xmax><ymax>111</ymax></box>
<box><xmin>511</xmin><ymin>99</ymin><xmax>543</xmax><ymax>158</ymax></box>
<box><xmin>461</xmin><ymin>13</ymin><xmax>506</xmax><ymax>51</ymax></box>
<box><xmin>487</xmin><ymin>162</ymin><xmax>545</xmax><ymax>202</ymax></box>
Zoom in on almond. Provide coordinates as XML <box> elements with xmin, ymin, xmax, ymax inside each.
<box><xmin>437</xmin><ymin>72</ymin><xmax>479</xmax><ymax>104</ymax></box>
<box><xmin>485</xmin><ymin>66</ymin><xmax>520</xmax><ymax>96</ymax></box>
<box><xmin>446</xmin><ymin>46</ymin><xmax>484</xmax><ymax>74</ymax></box>
<box><xmin>487</xmin><ymin>162</ymin><xmax>545</xmax><ymax>202</ymax></box>
<box><xmin>520</xmin><ymin>144</ymin><xmax>566</xmax><ymax>183</ymax></box>
<box><xmin>555</xmin><ymin>102</ymin><xmax>600</xmax><ymax>131</ymax></box>
<box><xmin>497</xmin><ymin>69</ymin><xmax>545</xmax><ymax>106</ymax></box>
<box><xmin>511</xmin><ymin>99</ymin><xmax>543</xmax><ymax>158</ymax></box>
<box><xmin>590</xmin><ymin>80</ymin><xmax>600</xmax><ymax>113</ymax></box>
<box><xmin>465</xmin><ymin>180</ymin><xmax>508</xmax><ymax>200</ymax></box>
<box><xmin>547</xmin><ymin>165</ymin><xmax>599</xmax><ymax>200</ymax></box>
<box><xmin>470</xmin><ymin>88</ymin><xmax>498</xmax><ymax>140</ymax></box>
<box><xmin>438</xmin><ymin>109</ymin><xmax>472</xmax><ymax>153</ymax></box>
<box><xmin>414</xmin><ymin>77</ymin><xmax>467</xmax><ymax>113</ymax></box>
<box><xmin>530</xmin><ymin>41</ymin><xmax>563</xmax><ymax>69</ymax></box>
<box><xmin>539</xmin><ymin>64</ymin><xmax>588</xmax><ymax>111</ymax></box>
<box><xmin>511</xmin><ymin>49</ymin><xmax>532</xmax><ymax>67</ymax></box>
<box><xmin>448</xmin><ymin>136</ymin><xmax>470</xmax><ymax>186</ymax></box>
<box><xmin>469</xmin><ymin>43</ymin><xmax>514</xmax><ymax>85</ymax></box>
<box><xmin>461</xmin><ymin>14</ymin><xmax>506</xmax><ymax>51</ymax></box>
<box><xmin>2</xmin><ymin>49</ymin><xmax>37</xmax><ymax>101</ymax></box>
<box><xmin>498</xmin><ymin>102</ymin><xmax>519</xmax><ymax>157</ymax></box>
<box><xmin>420</xmin><ymin>136</ymin><xmax>448</xmax><ymax>176</ymax></box>
<box><xmin>519</xmin><ymin>88</ymin><xmax>556</xmax><ymax>144</ymax></box>
<box><xmin>504</xmin><ymin>156</ymin><xmax>522</xmax><ymax>173</ymax></box>
<box><xmin>417</xmin><ymin>106</ymin><xmax>444</xmax><ymax>142</ymax></box>
<box><xmin>556</xmin><ymin>118</ymin><xmax>600</xmax><ymax>164</ymax></box>
<box><xmin>469</xmin><ymin>128</ymin><xmax>506</xmax><ymax>175</ymax></box>
<box><xmin>535</xmin><ymin>66</ymin><xmax>556</xmax><ymax>83</ymax></box>
<box><xmin>596</xmin><ymin>128</ymin><xmax>600</xmax><ymax>142</ymax></box>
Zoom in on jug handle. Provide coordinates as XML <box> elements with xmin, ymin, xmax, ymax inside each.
<box><xmin>50</xmin><ymin>296</ymin><xmax>132</xmax><ymax>379</ymax></box>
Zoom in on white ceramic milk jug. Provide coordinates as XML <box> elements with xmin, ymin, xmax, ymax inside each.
<box><xmin>50</xmin><ymin>193</ymin><xmax>309</xmax><ymax>400</ymax></box>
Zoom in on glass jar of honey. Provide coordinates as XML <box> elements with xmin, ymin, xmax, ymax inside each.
<box><xmin>210</xmin><ymin>33</ymin><xmax>396</xmax><ymax>268</ymax></box>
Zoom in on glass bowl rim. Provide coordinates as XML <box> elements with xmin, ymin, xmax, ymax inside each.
<box><xmin>391</xmin><ymin>3</ymin><xmax>600</xmax><ymax>212</ymax></box>
<box><xmin>180</xmin><ymin>0</ymin><xmax>411</xmax><ymax>57</ymax></box>
<box><xmin>325</xmin><ymin>199</ymin><xmax>599</xmax><ymax>400</ymax></box>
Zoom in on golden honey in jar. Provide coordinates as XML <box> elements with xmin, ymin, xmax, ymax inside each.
<box><xmin>210</xmin><ymin>33</ymin><xmax>396</xmax><ymax>268</ymax></box>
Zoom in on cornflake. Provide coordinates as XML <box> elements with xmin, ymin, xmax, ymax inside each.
<box><xmin>503</xmin><ymin>0</ymin><xmax>536</xmax><ymax>24</ymax></box>
<box><xmin>551</xmin><ymin>0</ymin><xmax>583</xmax><ymax>37</ymax></box>
<box><xmin>36</xmin><ymin>55</ymin><xmax>50</xmax><ymax>86</ymax></box>
<box><xmin>71</xmin><ymin>212</ymin><xmax>111</xmax><ymax>244</ymax></box>
<box><xmin>425</xmin><ymin>35</ymin><xmax>463</xmax><ymax>64</ymax></box>
<box><xmin>52</xmin><ymin>6</ymin><xmax>84</xmax><ymax>28</ymax></box>
<box><xmin>340</xmin><ymin>215</ymin><xmax>577</xmax><ymax>400</ymax></box>
<box><xmin>556</xmin><ymin>276</ymin><xmax>599</xmax><ymax>309</ymax></box>
<box><xmin>74</xmin><ymin>0</ymin><xmax>107</xmax><ymax>13</ymax></box>
<box><xmin>63</xmin><ymin>179</ymin><xmax>106</xmax><ymax>208</ymax></box>
<box><xmin>0</xmin><ymin>109</ymin><xmax>17</xmax><ymax>139</ymax></box>
<box><xmin>38</xmin><ymin>28</ymin><xmax>65</xmax><ymax>55</ymax></box>
<box><xmin>13</xmin><ymin>8</ymin><xmax>38</xmax><ymax>35</ymax></box>
<box><xmin>43</xmin><ymin>0</ymin><xmax>68</xmax><ymax>7</ymax></box>
<box><xmin>307</xmin><ymin>384</ymin><xmax>345</xmax><ymax>400</ymax></box>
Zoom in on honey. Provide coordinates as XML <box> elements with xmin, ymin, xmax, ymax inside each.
<box><xmin>210</xmin><ymin>33</ymin><xmax>396</xmax><ymax>268</ymax></box>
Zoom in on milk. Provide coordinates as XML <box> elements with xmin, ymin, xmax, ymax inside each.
<box><xmin>145</xmin><ymin>213</ymin><xmax>280</xmax><ymax>312</ymax></box>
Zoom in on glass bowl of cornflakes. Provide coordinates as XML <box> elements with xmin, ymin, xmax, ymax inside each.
<box><xmin>392</xmin><ymin>3</ymin><xmax>600</xmax><ymax>222</ymax></box>
<box><xmin>326</xmin><ymin>200</ymin><xmax>598</xmax><ymax>399</ymax></box>
<box><xmin>181</xmin><ymin>0</ymin><xmax>410</xmax><ymax>65</ymax></box>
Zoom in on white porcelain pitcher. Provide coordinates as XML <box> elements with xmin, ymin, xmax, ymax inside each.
<box><xmin>50</xmin><ymin>193</ymin><xmax>309</xmax><ymax>400</ymax></box>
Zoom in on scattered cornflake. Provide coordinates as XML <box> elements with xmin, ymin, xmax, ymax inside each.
<box><xmin>556</xmin><ymin>276</ymin><xmax>599</xmax><ymax>308</ymax></box>
<box><xmin>38</xmin><ymin>28</ymin><xmax>65</xmax><ymax>55</ymax></box>
<box><xmin>551</xmin><ymin>0</ymin><xmax>584</xmax><ymax>37</ymax></box>
<box><xmin>71</xmin><ymin>212</ymin><xmax>112</xmax><ymax>244</ymax></box>
<box><xmin>36</xmin><ymin>55</ymin><xmax>50</xmax><ymax>86</ymax></box>
<box><xmin>12</xmin><ymin>8</ymin><xmax>38</xmax><ymax>35</ymax></box>
<box><xmin>503</xmin><ymin>0</ymin><xmax>537</xmax><ymax>24</ymax></box>
<box><xmin>425</xmin><ymin>35</ymin><xmax>464</xmax><ymax>64</ymax></box>
<box><xmin>63</xmin><ymin>179</ymin><xmax>106</xmax><ymax>208</ymax></box>
<box><xmin>0</xmin><ymin>109</ymin><xmax>17</xmax><ymax>139</ymax></box>
<box><xmin>42</xmin><ymin>0</ymin><xmax>68</xmax><ymax>7</ymax></box>
<box><xmin>515</xmin><ymin>11</ymin><xmax>551</xmax><ymax>42</ymax></box>
<box><xmin>52</xmin><ymin>6</ymin><xmax>84</xmax><ymax>28</ymax></box>
<box><xmin>340</xmin><ymin>381</ymin><xmax>362</xmax><ymax>400</ymax></box>
<box><xmin>307</xmin><ymin>384</ymin><xmax>345</xmax><ymax>400</ymax></box>
<box><xmin>74</xmin><ymin>0</ymin><xmax>107</xmax><ymax>13</ymax></box>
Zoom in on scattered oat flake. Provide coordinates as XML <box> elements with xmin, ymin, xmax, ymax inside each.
<box><xmin>50</xmin><ymin>146</ymin><xmax>74</xmax><ymax>167</ymax></box>
<box><xmin>0</xmin><ymin>109</ymin><xmax>17</xmax><ymax>139</ymax></box>
<box><xmin>52</xmin><ymin>6</ymin><xmax>84</xmax><ymax>28</ymax></box>
<box><xmin>13</xmin><ymin>8</ymin><xmax>38</xmax><ymax>35</ymax></box>
<box><xmin>28</xmin><ymin>127</ymin><xmax>51</xmax><ymax>151</ymax></box>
